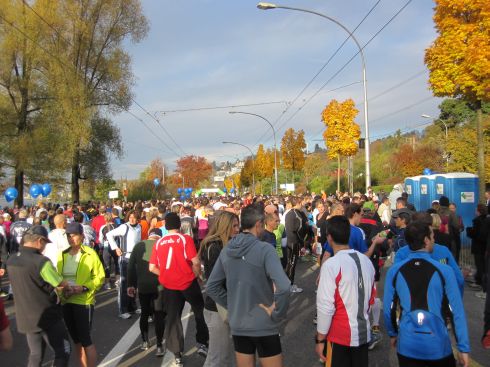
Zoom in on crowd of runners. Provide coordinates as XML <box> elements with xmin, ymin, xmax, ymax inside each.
<box><xmin>0</xmin><ymin>189</ymin><xmax>489</xmax><ymax>367</ymax></box>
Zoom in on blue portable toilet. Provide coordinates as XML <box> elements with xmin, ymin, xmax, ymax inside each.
<box><xmin>439</xmin><ymin>173</ymin><xmax>479</xmax><ymax>229</ymax></box>
<box><xmin>419</xmin><ymin>175</ymin><xmax>438</xmax><ymax>212</ymax></box>
<box><xmin>434</xmin><ymin>175</ymin><xmax>448</xmax><ymax>200</ymax></box>
<box><xmin>404</xmin><ymin>176</ymin><xmax>422</xmax><ymax>211</ymax></box>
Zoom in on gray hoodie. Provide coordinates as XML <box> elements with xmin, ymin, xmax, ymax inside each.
<box><xmin>206</xmin><ymin>232</ymin><xmax>291</xmax><ymax>337</ymax></box>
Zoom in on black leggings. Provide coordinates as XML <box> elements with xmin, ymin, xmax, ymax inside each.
<box><xmin>398</xmin><ymin>353</ymin><xmax>455</xmax><ymax>367</ymax></box>
<box><xmin>139</xmin><ymin>292</ymin><xmax>165</xmax><ymax>345</ymax></box>
<box><xmin>103</xmin><ymin>247</ymin><xmax>120</xmax><ymax>278</ymax></box>
<box><xmin>25</xmin><ymin>318</ymin><xmax>71</xmax><ymax>367</ymax></box>
<box><xmin>286</xmin><ymin>242</ymin><xmax>300</xmax><ymax>284</ymax></box>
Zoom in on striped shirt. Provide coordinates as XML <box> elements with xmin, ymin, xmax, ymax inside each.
<box><xmin>317</xmin><ymin>249</ymin><xmax>376</xmax><ymax>346</ymax></box>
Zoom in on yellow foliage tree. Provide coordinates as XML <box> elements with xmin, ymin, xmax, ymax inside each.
<box><xmin>280</xmin><ymin>128</ymin><xmax>306</xmax><ymax>172</ymax></box>
<box><xmin>425</xmin><ymin>0</ymin><xmax>490</xmax><ymax>200</ymax></box>
<box><xmin>255</xmin><ymin>144</ymin><xmax>273</xmax><ymax>181</ymax></box>
<box><xmin>321</xmin><ymin>99</ymin><xmax>360</xmax><ymax>191</ymax></box>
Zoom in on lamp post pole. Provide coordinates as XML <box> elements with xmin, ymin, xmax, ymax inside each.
<box><xmin>229</xmin><ymin>111</ymin><xmax>278</xmax><ymax>195</ymax></box>
<box><xmin>422</xmin><ymin>114</ymin><xmax>449</xmax><ymax>169</ymax></box>
<box><xmin>257</xmin><ymin>2</ymin><xmax>371</xmax><ymax>191</ymax></box>
<box><xmin>223</xmin><ymin>141</ymin><xmax>256</xmax><ymax>196</ymax></box>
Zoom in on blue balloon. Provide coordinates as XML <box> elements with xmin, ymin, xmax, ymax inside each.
<box><xmin>187</xmin><ymin>187</ymin><xmax>192</xmax><ymax>192</ymax></box>
<box><xmin>153</xmin><ymin>178</ymin><xmax>160</xmax><ymax>187</ymax></box>
<box><xmin>180</xmin><ymin>195</ymin><xmax>185</xmax><ymax>200</ymax></box>
<box><xmin>177</xmin><ymin>188</ymin><xmax>183</xmax><ymax>194</ymax></box>
<box><xmin>29</xmin><ymin>184</ymin><xmax>42</xmax><ymax>198</ymax></box>
<box><xmin>4</xmin><ymin>187</ymin><xmax>18</xmax><ymax>202</ymax></box>
<box><xmin>223</xmin><ymin>188</ymin><xmax>227</xmax><ymax>193</ymax></box>
<box><xmin>230</xmin><ymin>188</ymin><xmax>235</xmax><ymax>193</ymax></box>
<box><xmin>41</xmin><ymin>183</ymin><xmax>52</xmax><ymax>197</ymax></box>
<box><xmin>423</xmin><ymin>168</ymin><xmax>432</xmax><ymax>175</ymax></box>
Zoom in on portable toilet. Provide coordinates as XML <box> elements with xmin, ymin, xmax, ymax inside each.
<box><xmin>419</xmin><ymin>175</ymin><xmax>438</xmax><ymax>212</ymax></box>
<box><xmin>404</xmin><ymin>176</ymin><xmax>422</xmax><ymax>211</ymax></box>
<box><xmin>434</xmin><ymin>175</ymin><xmax>448</xmax><ymax>200</ymax></box>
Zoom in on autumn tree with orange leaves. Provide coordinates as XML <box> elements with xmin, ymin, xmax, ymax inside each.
<box><xmin>425</xmin><ymin>0</ymin><xmax>490</xmax><ymax>200</ymax></box>
<box><xmin>281</xmin><ymin>128</ymin><xmax>306</xmax><ymax>172</ymax></box>
<box><xmin>172</xmin><ymin>155</ymin><xmax>212</xmax><ymax>189</ymax></box>
<box><xmin>321</xmin><ymin>99</ymin><xmax>360</xmax><ymax>192</ymax></box>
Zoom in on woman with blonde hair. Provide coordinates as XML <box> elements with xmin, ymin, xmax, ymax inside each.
<box><xmin>430</xmin><ymin>213</ymin><xmax>452</xmax><ymax>250</ymax></box>
<box><xmin>199</xmin><ymin>211</ymin><xmax>240</xmax><ymax>367</ymax></box>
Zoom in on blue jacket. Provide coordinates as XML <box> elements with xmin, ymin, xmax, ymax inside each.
<box><xmin>323</xmin><ymin>224</ymin><xmax>367</xmax><ymax>256</ymax></box>
<box><xmin>395</xmin><ymin>244</ymin><xmax>464</xmax><ymax>296</ymax></box>
<box><xmin>383</xmin><ymin>252</ymin><xmax>469</xmax><ymax>360</ymax></box>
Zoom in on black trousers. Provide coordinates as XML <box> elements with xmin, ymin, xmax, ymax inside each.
<box><xmin>163</xmin><ymin>279</ymin><xmax>209</xmax><ymax>354</ymax></box>
<box><xmin>398</xmin><ymin>353</ymin><xmax>455</xmax><ymax>367</ymax></box>
<box><xmin>118</xmin><ymin>257</ymin><xmax>136</xmax><ymax>314</ymax></box>
<box><xmin>139</xmin><ymin>292</ymin><xmax>165</xmax><ymax>346</ymax></box>
<box><xmin>286</xmin><ymin>242</ymin><xmax>301</xmax><ymax>284</ymax></box>
<box><xmin>325</xmin><ymin>341</ymin><xmax>368</xmax><ymax>367</ymax></box>
<box><xmin>25</xmin><ymin>318</ymin><xmax>71</xmax><ymax>367</ymax></box>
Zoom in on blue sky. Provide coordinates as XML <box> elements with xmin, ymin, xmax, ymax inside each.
<box><xmin>111</xmin><ymin>0</ymin><xmax>441</xmax><ymax>179</ymax></box>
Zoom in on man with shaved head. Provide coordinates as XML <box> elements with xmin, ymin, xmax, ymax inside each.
<box><xmin>48</xmin><ymin>214</ymin><xmax>70</xmax><ymax>252</ymax></box>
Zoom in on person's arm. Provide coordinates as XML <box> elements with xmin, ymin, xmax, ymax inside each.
<box><xmin>440</xmin><ymin>246</ymin><xmax>464</xmax><ymax>296</ymax></box>
<box><xmin>87</xmin><ymin>251</ymin><xmax>106</xmax><ymax>292</ymax></box>
<box><xmin>382</xmin><ymin>267</ymin><xmax>399</xmax><ymax>340</ymax></box>
<box><xmin>40</xmin><ymin>260</ymin><xmax>69</xmax><ymax>293</ymax></box>
<box><xmin>148</xmin><ymin>242</ymin><xmax>160</xmax><ymax>276</ymax></box>
<box><xmin>263</xmin><ymin>246</ymin><xmax>290</xmax><ymax>322</ymax></box>
<box><xmin>206</xmin><ymin>255</ymin><xmax>228</xmax><ymax>308</ymax></box>
<box><xmin>191</xmin><ymin>256</ymin><xmax>201</xmax><ymax>278</ymax></box>
<box><xmin>442</xmin><ymin>266</ymin><xmax>470</xmax><ymax>355</ymax></box>
<box><xmin>106</xmin><ymin>224</ymin><xmax>126</xmax><ymax>255</ymax></box>
<box><xmin>315</xmin><ymin>259</ymin><xmax>336</xmax><ymax>361</ymax></box>
<box><xmin>98</xmin><ymin>225</ymin><xmax>105</xmax><ymax>246</ymax></box>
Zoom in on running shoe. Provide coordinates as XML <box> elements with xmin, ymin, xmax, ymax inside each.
<box><xmin>475</xmin><ymin>291</ymin><xmax>486</xmax><ymax>299</ymax></box>
<box><xmin>119</xmin><ymin>312</ymin><xmax>132</xmax><ymax>319</ymax></box>
<box><xmin>134</xmin><ymin>308</ymin><xmax>142</xmax><ymax>314</ymax></box>
<box><xmin>173</xmin><ymin>353</ymin><xmax>184</xmax><ymax>366</ymax></box>
<box><xmin>196</xmin><ymin>344</ymin><xmax>208</xmax><ymax>357</ymax></box>
<box><xmin>368</xmin><ymin>331</ymin><xmax>382</xmax><ymax>350</ymax></box>
<box><xmin>0</xmin><ymin>291</ymin><xmax>8</xmax><ymax>299</ymax></box>
<box><xmin>313</xmin><ymin>315</ymin><xmax>317</xmax><ymax>324</ymax></box>
<box><xmin>156</xmin><ymin>343</ymin><xmax>166</xmax><ymax>357</ymax></box>
<box><xmin>148</xmin><ymin>316</ymin><xmax>153</xmax><ymax>323</ymax></box>
<box><xmin>103</xmin><ymin>283</ymin><xmax>112</xmax><ymax>290</ymax></box>
<box><xmin>290</xmin><ymin>284</ymin><xmax>303</xmax><ymax>293</ymax></box>
<box><xmin>141</xmin><ymin>341</ymin><xmax>149</xmax><ymax>350</ymax></box>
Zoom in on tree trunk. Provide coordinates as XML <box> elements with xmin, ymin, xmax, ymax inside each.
<box><xmin>337</xmin><ymin>155</ymin><xmax>341</xmax><ymax>193</ymax></box>
<box><xmin>71</xmin><ymin>149</ymin><xmax>80</xmax><ymax>203</ymax></box>
<box><xmin>14</xmin><ymin>166</ymin><xmax>24</xmax><ymax>207</ymax></box>
<box><xmin>476</xmin><ymin>102</ymin><xmax>485</xmax><ymax>202</ymax></box>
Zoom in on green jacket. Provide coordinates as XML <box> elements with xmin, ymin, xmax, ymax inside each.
<box><xmin>273</xmin><ymin>224</ymin><xmax>285</xmax><ymax>258</ymax></box>
<box><xmin>57</xmin><ymin>245</ymin><xmax>105</xmax><ymax>305</ymax></box>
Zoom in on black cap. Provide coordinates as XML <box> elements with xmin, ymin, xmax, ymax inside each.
<box><xmin>66</xmin><ymin>222</ymin><xmax>84</xmax><ymax>235</ymax></box>
<box><xmin>148</xmin><ymin>228</ymin><xmax>162</xmax><ymax>237</ymax></box>
<box><xmin>439</xmin><ymin>195</ymin><xmax>450</xmax><ymax>207</ymax></box>
<box><xmin>24</xmin><ymin>225</ymin><xmax>50</xmax><ymax>242</ymax></box>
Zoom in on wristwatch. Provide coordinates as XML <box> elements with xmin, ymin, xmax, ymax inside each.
<box><xmin>315</xmin><ymin>336</ymin><xmax>326</xmax><ymax>344</ymax></box>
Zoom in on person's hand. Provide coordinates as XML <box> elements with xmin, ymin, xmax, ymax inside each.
<box><xmin>457</xmin><ymin>352</ymin><xmax>469</xmax><ymax>367</ymax></box>
<box><xmin>62</xmin><ymin>286</ymin><xmax>74</xmax><ymax>298</ymax></box>
<box><xmin>127</xmin><ymin>287</ymin><xmax>136</xmax><ymax>297</ymax></box>
<box><xmin>259</xmin><ymin>302</ymin><xmax>275</xmax><ymax>317</ymax></box>
<box><xmin>315</xmin><ymin>342</ymin><xmax>326</xmax><ymax>362</ymax></box>
<box><xmin>115</xmin><ymin>248</ymin><xmax>122</xmax><ymax>257</ymax></box>
<box><xmin>390</xmin><ymin>337</ymin><xmax>397</xmax><ymax>349</ymax></box>
<box><xmin>0</xmin><ymin>269</ymin><xmax>5</xmax><ymax>277</ymax></box>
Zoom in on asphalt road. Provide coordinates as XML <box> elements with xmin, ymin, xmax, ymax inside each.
<box><xmin>2</xmin><ymin>257</ymin><xmax>489</xmax><ymax>366</ymax></box>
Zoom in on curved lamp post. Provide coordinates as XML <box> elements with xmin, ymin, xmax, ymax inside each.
<box><xmin>257</xmin><ymin>2</ymin><xmax>371</xmax><ymax>191</ymax></box>
<box><xmin>229</xmin><ymin>111</ymin><xmax>278</xmax><ymax>195</ymax></box>
<box><xmin>223</xmin><ymin>141</ymin><xmax>256</xmax><ymax>195</ymax></box>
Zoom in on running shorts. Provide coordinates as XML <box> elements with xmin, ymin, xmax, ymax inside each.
<box><xmin>232</xmin><ymin>334</ymin><xmax>282</xmax><ymax>358</ymax></box>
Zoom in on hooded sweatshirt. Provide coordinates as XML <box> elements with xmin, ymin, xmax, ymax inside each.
<box><xmin>206</xmin><ymin>232</ymin><xmax>291</xmax><ymax>337</ymax></box>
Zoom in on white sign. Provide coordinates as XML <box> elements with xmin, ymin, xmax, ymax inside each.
<box><xmin>420</xmin><ymin>184</ymin><xmax>428</xmax><ymax>195</ymax></box>
<box><xmin>460</xmin><ymin>192</ymin><xmax>475</xmax><ymax>203</ymax></box>
<box><xmin>108</xmin><ymin>190</ymin><xmax>119</xmax><ymax>199</ymax></box>
<box><xmin>214</xmin><ymin>176</ymin><xmax>225</xmax><ymax>182</ymax></box>
<box><xmin>436</xmin><ymin>183</ymin><xmax>444</xmax><ymax>195</ymax></box>
<box><xmin>406</xmin><ymin>185</ymin><xmax>412</xmax><ymax>195</ymax></box>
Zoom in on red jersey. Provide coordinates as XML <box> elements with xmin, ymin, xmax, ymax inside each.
<box><xmin>91</xmin><ymin>215</ymin><xmax>106</xmax><ymax>244</ymax></box>
<box><xmin>149</xmin><ymin>232</ymin><xmax>197</xmax><ymax>290</ymax></box>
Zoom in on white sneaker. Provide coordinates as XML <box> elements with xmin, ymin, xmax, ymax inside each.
<box><xmin>119</xmin><ymin>312</ymin><xmax>132</xmax><ymax>319</ymax></box>
<box><xmin>290</xmin><ymin>284</ymin><xmax>303</xmax><ymax>293</ymax></box>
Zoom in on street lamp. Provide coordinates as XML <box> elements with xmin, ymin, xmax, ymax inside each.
<box><xmin>421</xmin><ymin>114</ymin><xmax>449</xmax><ymax>169</ymax></box>
<box><xmin>421</xmin><ymin>114</ymin><xmax>448</xmax><ymax>139</ymax></box>
<box><xmin>257</xmin><ymin>2</ymin><xmax>372</xmax><ymax>191</ymax></box>
<box><xmin>222</xmin><ymin>141</ymin><xmax>256</xmax><ymax>196</ymax></box>
<box><xmin>229</xmin><ymin>111</ymin><xmax>278</xmax><ymax>195</ymax></box>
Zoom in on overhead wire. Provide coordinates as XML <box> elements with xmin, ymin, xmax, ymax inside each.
<box><xmin>259</xmin><ymin>0</ymin><xmax>414</xmax><ymax>147</ymax></box>
<box><xmin>253</xmin><ymin>0</ymin><xmax>383</xmax><ymax>147</ymax></box>
<box><xmin>156</xmin><ymin>100</ymin><xmax>289</xmax><ymax>114</ymax></box>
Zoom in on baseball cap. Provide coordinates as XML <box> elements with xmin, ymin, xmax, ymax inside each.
<box><xmin>148</xmin><ymin>228</ymin><xmax>162</xmax><ymax>237</ymax></box>
<box><xmin>66</xmin><ymin>222</ymin><xmax>84</xmax><ymax>235</ymax></box>
<box><xmin>392</xmin><ymin>208</ymin><xmax>412</xmax><ymax>218</ymax></box>
<box><xmin>24</xmin><ymin>225</ymin><xmax>50</xmax><ymax>242</ymax></box>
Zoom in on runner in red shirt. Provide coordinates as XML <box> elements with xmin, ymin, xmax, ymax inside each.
<box><xmin>149</xmin><ymin>212</ymin><xmax>209</xmax><ymax>367</ymax></box>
